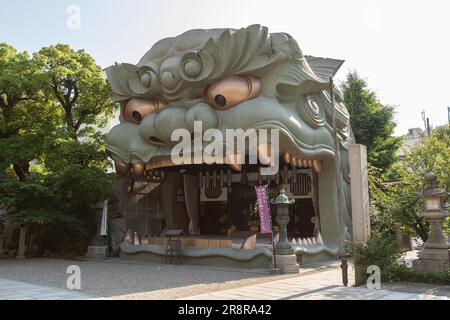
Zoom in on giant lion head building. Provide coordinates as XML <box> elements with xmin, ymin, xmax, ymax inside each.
<box><xmin>105</xmin><ymin>25</ymin><xmax>355</xmax><ymax>267</ymax></box>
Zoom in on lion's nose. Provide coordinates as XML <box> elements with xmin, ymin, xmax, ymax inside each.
<box><xmin>138</xmin><ymin>103</ymin><xmax>218</xmax><ymax>147</ymax></box>
<box><xmin>138</xmin><ymin>107</ymin><xmax>187</xmax><ymax>146</ymax></box>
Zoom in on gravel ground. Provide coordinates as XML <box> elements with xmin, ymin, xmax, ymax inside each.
<box><xmin>0</xmin><ymin>258</ymin><xmax>306</xmax><ymax>299</ymax></box>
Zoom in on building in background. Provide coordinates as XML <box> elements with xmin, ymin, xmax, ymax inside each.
<box><xmin>397</xmin><ymin>127</ymin><xmax>426</xmax><ymax>158</ymax></box>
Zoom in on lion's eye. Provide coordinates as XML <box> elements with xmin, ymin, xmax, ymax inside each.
<box><xmin>204</xmin><ymin>76</ymin><xmax>261</xmax><ymax>110</ymax></box>
<box><xmin>122</xmin><ymin>98</ymin><xmax>166</xmax><ymax>124</ymax></box>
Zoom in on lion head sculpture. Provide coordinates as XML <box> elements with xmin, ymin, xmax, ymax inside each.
<box><xmin>105</xmin><ymin>24</ymin><xmax>354</xmax><ymax>261</ymax></box>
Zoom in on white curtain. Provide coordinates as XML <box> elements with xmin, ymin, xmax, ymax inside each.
<box><xmin>183</xmin><ymin>174</ymin><xmax>199</xmax><ymax>235</ymax></box>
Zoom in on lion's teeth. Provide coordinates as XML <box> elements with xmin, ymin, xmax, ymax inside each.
<box><xmin>290</xmin><ymin>156</ymin><xmax>297</xmax><ymax>167</ymax></box>
<box><xmin>114</xmin><ymin>161</ymin><xmax>130</xmax><ymax>176</ymax></box>
<box><xmin>131</xmin><ymin>163</ymin><xmax>145</xmax><ymax>177</ymax></box>
<box><xmin>283</xmin><ymin>152</ymin><xmax>291</xmax><ymax>165</ymax></box>
<box><xmin>230</xmin><ymin>163</ymin><xmax>242</xmax><ymax>172</ymax></box>
<box><xmin>257</xmin><ymin>143</ymin><xmax>272</xmax><ymax>166</ymax></box>
<box><xmin>316</xmin><ymin>231</ymin><xmax>324</xmax><ymax>245</ymax></box>
<box><xmin>312</xmin><ymin>160</ymin><xmax>322</xmax><ymax>173</ymax></box>
<box><xmin>226</xmin><ymin>154</ymin><xmax>243</xmax><ymax>172</ymax></box>
<box><xmin>306</xmin><ymin>159</ymin><xmax>311</xmax><ymax>168</ymax></box>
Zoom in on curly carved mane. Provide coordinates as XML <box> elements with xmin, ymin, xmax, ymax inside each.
<box><xmin>105</xmin><ymin>24</ymin><xmax>326</xmax><ymax>102</ymax></box>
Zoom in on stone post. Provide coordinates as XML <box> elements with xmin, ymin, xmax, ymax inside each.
<box><xmin>349</xmin><ymin>144</ymin><xmax>370</xmax><ymax>244</ymax></box>
<box><xmin>0</xmin><ymin>223</ymin><xmax>4</xmax><ymax>256</ymax></box>
<box><xmin>85</xmin><ymin>201</ymin><xmax>108</xmax><ymax>259</ymax></box>
<box><xmin>349</xmin><ymin>144</ymin><xmax>371</xmax><ymax>285</ymax></box>
<box><xmin>412</xmin><ymin>172</ymin><xmax>449</xmax><ymax>273</ymax></box>
<box><xmin>17</xmin><ymin>226</ymin><xmax>27</xmax><ymax>259</ymax></box>
<box><xmin>271</xmin><ymin>190</ymin><xmax>299</xmax><ymax>274</ymax></box>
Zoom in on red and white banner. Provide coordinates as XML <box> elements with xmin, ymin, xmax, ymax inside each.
<box><xmin>255</xmin><ymin>185</ymin><xmax>272</xmax><ymax>234</ymax></box>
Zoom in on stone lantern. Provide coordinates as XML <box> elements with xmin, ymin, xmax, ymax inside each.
<box><xmin>412</xmin><ymin>172</ymin><xmax>449</xmax><ymax>273</ymax></box>
<box><xmin>271</xmin><ymin>189</ymin><xmax>298</xmax><ymax>273</ymax></box>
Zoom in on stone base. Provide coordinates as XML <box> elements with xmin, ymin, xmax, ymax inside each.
<box><xmin>417</xmin><ymin>248</ymin><xmax>449</xmax><ymax>261</ymax></box>
<box><xmin>269</xmin><ymin>268</ymin><xmax>281</xmax><ymax>275</ymax></box>
<box><xmin>274</xmin><ymin>254</ymin><xmax>299</xmax><ymax>274</ymax></box>
<box><xmin>412</xmin><ymin>249</ymin><xmax>449</xmax><ymax>273</ymax></box>
<box><xmin>85</xmin><ymin>246</ymin><xmax>107</xmax><ymax>259</ymax></box>
<box><xmin>413</xmin><ymin>259</ymin><xmax>449</xmax><ymax>273</ymax></box>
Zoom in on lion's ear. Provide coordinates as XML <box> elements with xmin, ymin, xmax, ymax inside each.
<box><xmin>305</xmin><ymin>56</ymin><xmax>345</xmax><ymax>82</ymax></box>
<box><xmin>275</xmin><ymin>56</ymin><xmax>345</xmax><ymax>102</ymax></box>
<box><xmin>275</xmin><ymin>62</ymin><xmax>328</xmax><ymax>102</ymax></box>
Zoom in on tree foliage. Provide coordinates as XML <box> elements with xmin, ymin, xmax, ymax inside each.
<box><xmin>35</xmin><ymin>44</ymin><xmax>117</xmax><ymax>140</ymax></box>
<box><xmin>370</xmin><ymin>124</ymin><xmax>450</xmax><ymax>241</ymax></box>
<box><xmin>0</xmin><ymin>43</ymin><xmax>58</xmax><ymax>180</ymax></box>
<box><xmin>0</xmin><ymin>43</ymin><xmax>119</xmax><ymax>256</ymax></box>
<box><xmin>341</xmin><ymin>71</ymin><xmax>401</xmax><ymax>171</ymax></box>
<box><xmin>351</xmin><ymin>232</ymin><xmax>403</xmax><ymax>284</ymax></box>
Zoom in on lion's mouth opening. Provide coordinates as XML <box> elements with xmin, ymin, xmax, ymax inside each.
<box><xmin>113</xmin><ymin>150</ymin><xmax>322</xmax><ymax>180</ymax></box>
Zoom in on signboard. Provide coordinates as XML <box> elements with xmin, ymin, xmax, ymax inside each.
<box><xmin>255</xmin><ymin>185</ymin><xmax>272</xmax><ymax>234</ymax></box>
<box><xmin>100</xmin><ymin>200</ymin><xmax>108</xmax><ymax>236</ymax></box>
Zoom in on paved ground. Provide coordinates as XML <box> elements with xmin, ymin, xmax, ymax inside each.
<box><xmin>382</xmin><ymin>281</ymin><xmax>450</xmax><ymax>297</ymax></box>
<box><xmin>183</xmin><ymin>268</ymin><xmax>449</xmax><ymax>300</ymax></box>
<box><xmin>0</xmin><ymin>278</ymin><xmax>93</xmax><ymax>300</ymax></box>
<box><xmin>0</xmin><ymin>258</ymin><xmax>449</xmax><ymax>300</ymax></box>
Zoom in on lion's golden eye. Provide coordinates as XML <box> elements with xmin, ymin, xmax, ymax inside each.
<box><xmin>122</xmin><ymin>98</ymin><xmax>166</xmax><ymax>124</ymax></box>
<box><xmin>204</xmin><ymin>76</ymin><xmax>261</xmax><ymax>110</ymax></box>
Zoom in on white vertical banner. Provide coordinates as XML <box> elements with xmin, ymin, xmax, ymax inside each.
<box><xmin>100</xmin><ymin>200</ymin><xmax>108</xmax><ymax>236</ymax></box>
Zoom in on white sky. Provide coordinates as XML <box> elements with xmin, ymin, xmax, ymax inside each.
<box><xmin>2</xmin><ymin>0</ymin><xmax>450</xmax><ymax>135</ymax></box>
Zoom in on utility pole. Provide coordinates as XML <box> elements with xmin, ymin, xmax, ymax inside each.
<box><xmin>421</xmin><ymin>111</ymin><xmax>426</xmax><ymax>133</ymax></box>
<box><xmin>421</xmin><ymin>111</ymin><xmax>431</xmax><ymax>136</ymax></box>
<box><xmin>447</xmin><ymin>106</ymin><xmax>450</xmax><ymax>124</ymax></box>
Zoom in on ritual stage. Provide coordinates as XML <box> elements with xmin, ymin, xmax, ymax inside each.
<box><xmin>119</xmin><ymin>232</ymin><xmax>337</xmax><ymax>268</ymax></box>
<box><xmin>140</xmin><ymin>232</ymin><xmax>273</xmax><ymax>249</ymax></box>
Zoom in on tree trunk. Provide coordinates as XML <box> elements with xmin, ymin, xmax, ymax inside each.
<box><xmin>13</xmin><ymin>162</ymin><xmax>30</xmax><ymax>181</ymax></box>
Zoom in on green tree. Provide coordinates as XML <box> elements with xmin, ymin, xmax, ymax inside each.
<box><xmin>0</xmin><ymin>43</ymin><xmax>119</xmax><ymax>256</ymax></box>
<box><xmin>0</xmin><ymin>43</ymin><xmax>57</xmax><ymax>180</ymax></box>
<box><xmin>0</xmin><ymin>167</ymin><xmax>117</xmax><ymax>255</ymax></box>
<box><xmin>341</xmin><ymin>71</ymin><xmax>401</xmax><ymax>171</ymax></box>
<box><xmin>35</xmin><ymin>44</ymin><xmax>117</xmax><ymax>140</ymax></box>
<box><xmin>370</xmin><ymin>124</ymin><xmax>450</xmax><ymax>241</ymax></box>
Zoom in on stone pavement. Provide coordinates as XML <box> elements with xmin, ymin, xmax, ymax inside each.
<box><xmin>0</xmin><ymin>278</ymin><xmax>93</xmax><ymax>300</ymax></box>
<box><xmin>182</xmin><ymin>268</ymin><xmax>450</xmax><ymax>300</ymax></box>
<box><xmin>0</xmin><ymin>258</ymin><xmax>448</xmax><ymax>300</ymax></box>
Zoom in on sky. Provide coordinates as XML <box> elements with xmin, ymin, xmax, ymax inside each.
<box><xmin>1</xmin><ymin>0</ymin><xmax>449</xmax><ymax>136</ymax></box>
